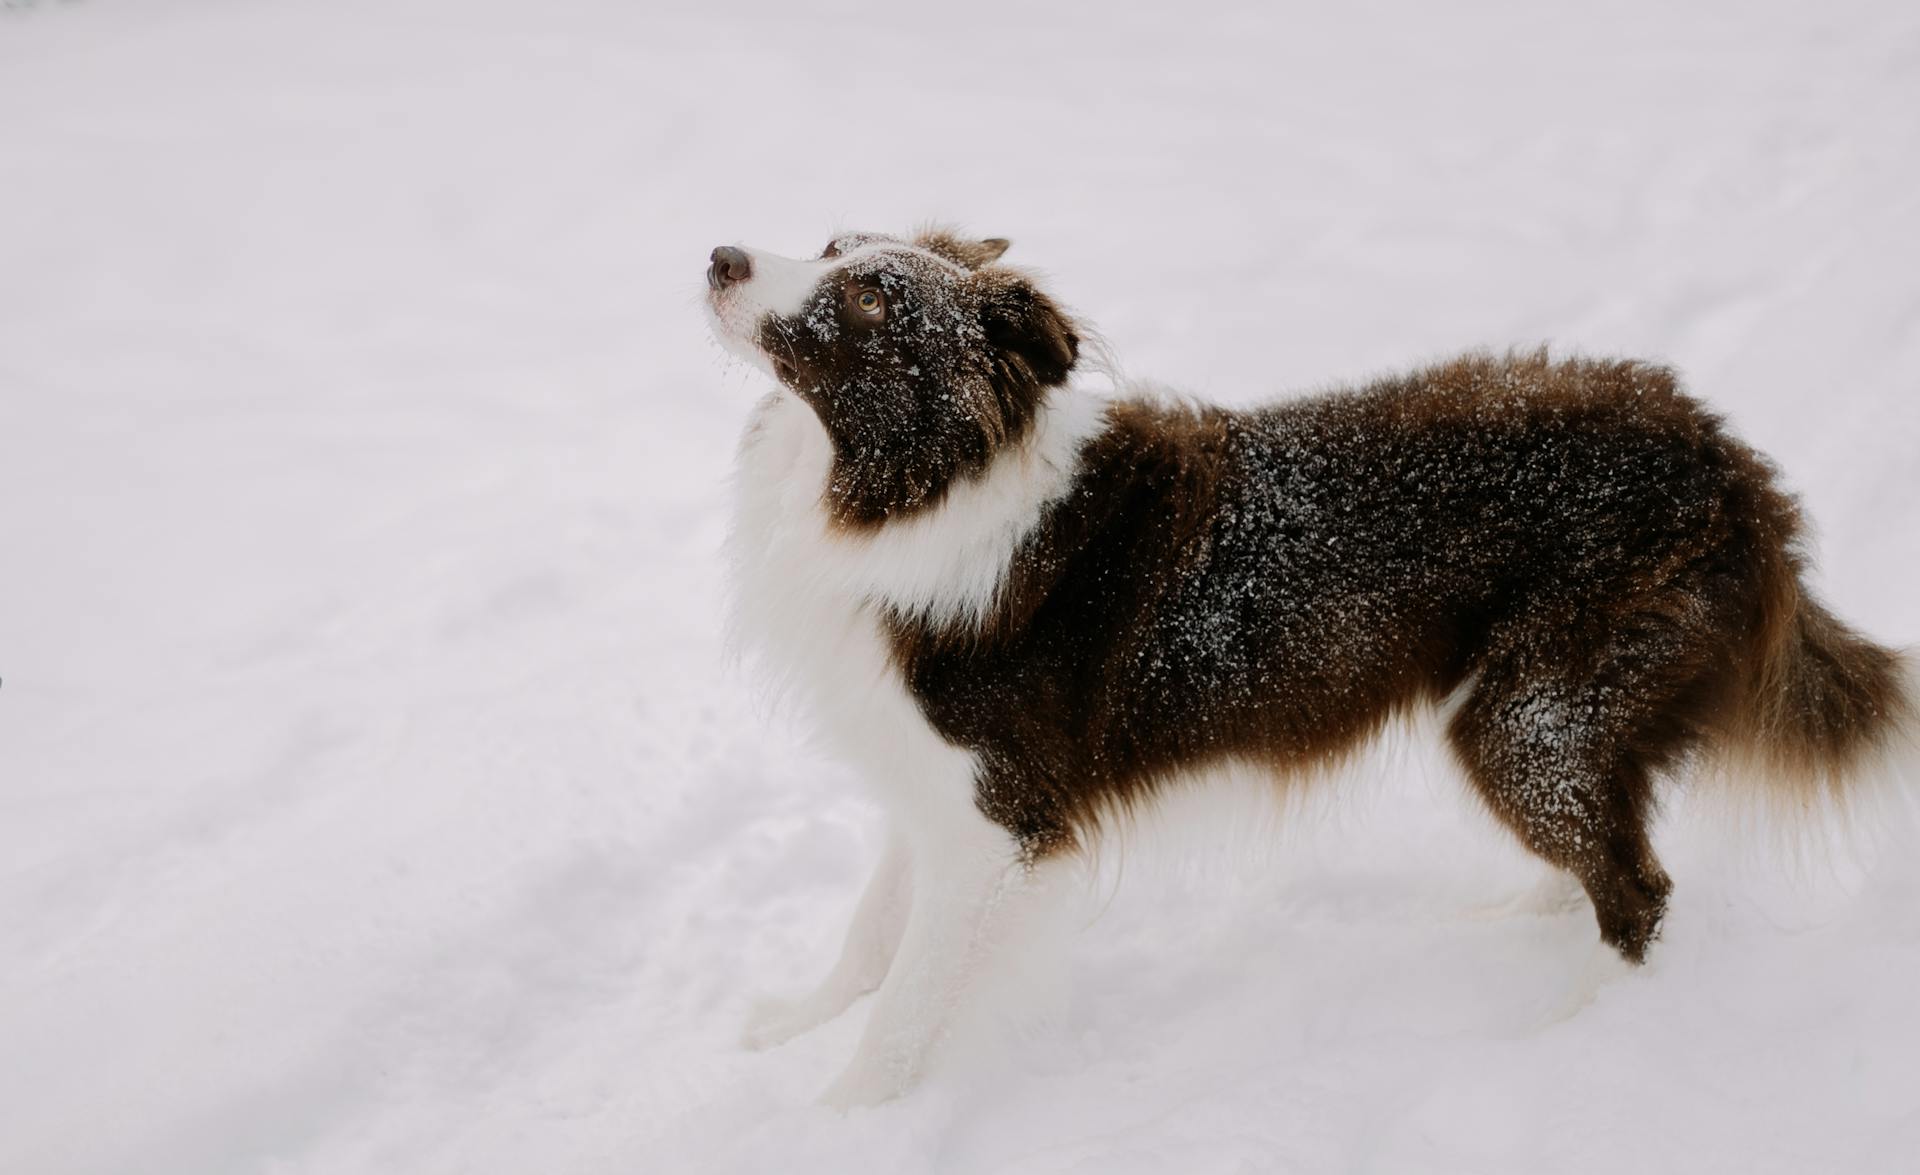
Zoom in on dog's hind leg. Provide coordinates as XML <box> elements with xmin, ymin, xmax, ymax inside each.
<box><xmin>818</xmin><ymin>802</ymin><xmax>1062</xmax><ymax>1110</ymax></box>
<box><xmin>742</xmin><ymin>826</ymin><xmax>913</xmax><ymax>1050</ymax></box>
<box><xmin>1451</xmin><ymin>681</ymin><xmax>1671</xmax><ymax>962</ymax></box>
<box><xmin>1447</xmin><ymin>603</ymin><xmax>1717</xmax><ymax>964</ymax></box>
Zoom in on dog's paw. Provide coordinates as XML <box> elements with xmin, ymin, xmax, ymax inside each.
<box><xmin>739</xmin><ymin>995</ymin><xmax>819</xmax><ymax>1051</ymax></box>
<box><xmin>818</xmin><ymin>1060</ymin><xmax>909</xmax><ymax>1112</ymax></box>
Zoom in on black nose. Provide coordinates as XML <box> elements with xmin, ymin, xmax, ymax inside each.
<box><xmin>708</xmin><ymin>245</ymin><xmax>751</xmax><ymax>291</ymax></box>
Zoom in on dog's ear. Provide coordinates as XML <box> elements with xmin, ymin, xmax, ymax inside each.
<box><xmin>915</xmin><ymin>226</ymin><xmax>1012</xmax><ymax>270</ymax></box>
<box><xmin>974</xmin><ymin>269</ymin><xmax>1079</xmax><ymax>389</ymax></box>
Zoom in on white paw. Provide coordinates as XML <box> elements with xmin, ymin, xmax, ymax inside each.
<box><xmin>740</xmin><ymin>995</ymin><xmax>822</xmax><ymax>1051</ymax></box>
<box><xmin>818</xmin><ymin>1060</ymin><xmax>910</xmax><ymax>1111</ymax></box>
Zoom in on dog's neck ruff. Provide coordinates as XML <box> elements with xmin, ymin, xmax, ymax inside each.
<box><xmin>729</xmin><ymin>385</ymin><xmax>1110</xmax><ymax>636</ymax></box>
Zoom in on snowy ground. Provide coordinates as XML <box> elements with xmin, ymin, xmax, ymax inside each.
<box><xmin>4</xmin><ymin>2</ymin><xmax>1919</xmax><ymax>1172</ymax></box>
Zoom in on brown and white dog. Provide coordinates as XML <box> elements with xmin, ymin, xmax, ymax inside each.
<box><xmin>705</xmin><ymin>227</ymin><xmax>1915</xmax><ymax>1107</ymax></box>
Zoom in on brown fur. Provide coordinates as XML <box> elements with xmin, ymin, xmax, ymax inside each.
<box><xmin>882</xmin><ymin>345</ymin><xmax>1909</xmax><ymax>963</ymax></box>
<box><xmin>724</xmin><ymin>228</ymin><xmax>1911</xmax><ymax>965</ymax></box>
<box><xmin>755</xmin><ymin>232</ymin><xmax>1077</xmax><ymax>527</ymax></box>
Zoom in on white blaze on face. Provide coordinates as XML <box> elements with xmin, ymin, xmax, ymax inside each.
<box><xmin>706</xmin><ymin>247</ymin><xmax>829</xmax><ymax>376</ymax></box>
<box><xmin>704</xmin><ymin>239</ymin><xmax>968</xmax><ymax>377</ymax></box>
<box><xmin>735</xmin><ymin>248</ymin><xmax>833</xmax><ymax>317</ymax></box>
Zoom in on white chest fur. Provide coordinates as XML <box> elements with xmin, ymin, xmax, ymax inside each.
<box><xmin>723</xmin><ymin>388</ymin><xmax>1107</xmax><ymax>812</ymax></box>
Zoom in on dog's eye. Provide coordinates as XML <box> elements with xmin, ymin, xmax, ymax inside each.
<box><xmin>854</xmin><ymin>288</ymin><xmax>885</xmax><ymax>318</ymax></box>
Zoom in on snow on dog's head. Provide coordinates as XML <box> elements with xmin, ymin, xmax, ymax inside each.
<box><xmin>706</xmin><ymin>228</ymin><xmax>1080</xmax><ymax>526</ymax></box>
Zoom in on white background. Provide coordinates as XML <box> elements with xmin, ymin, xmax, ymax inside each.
<box><xmin>3</xmin><ymin>2</ymin><xmax>1917</xmax><ymax>1171</ymax></box>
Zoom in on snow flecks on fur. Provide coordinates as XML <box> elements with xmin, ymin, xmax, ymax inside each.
<box><xmin>1483</xmin><ymin>685</ymin><xmax>1605</xmax><ymax>851</ymax></box>
<box><xmin>711</xmin><ymin>233</ymin><xmax>1079</xmax><ymax>528</ymax></box>
<box><xmin>728</xmin><ymin>387</ymin><xmax>1110</xmax><ymax>667</ymax></box>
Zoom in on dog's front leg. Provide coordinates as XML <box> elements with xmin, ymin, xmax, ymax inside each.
<box><xmin>818</xmin><ymin>810</ymin><xmax>1042</xmax><ymax>1110</ymax></box>
<box><xmin>742</xmin><ymin>826</ymin><xmax>913</xmax><ymax>1050</ymax></box>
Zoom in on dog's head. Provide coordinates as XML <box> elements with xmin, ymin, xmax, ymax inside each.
<box><xmin>706</xmin><ymin>227</ymin><xmax>1080</xmax><ymax>526</ymax></box>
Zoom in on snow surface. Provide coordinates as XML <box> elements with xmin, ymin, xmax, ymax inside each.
<box><xmin>4</xmin><ymin>2</ymin><xmax>1919</xmax><ymax>1172</ymax></box>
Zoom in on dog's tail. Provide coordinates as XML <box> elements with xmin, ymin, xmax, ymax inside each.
<box><xmin>1709</xmin><ymin>564</ymin><xmax>1917</xmax><ymax>841</ymax></box>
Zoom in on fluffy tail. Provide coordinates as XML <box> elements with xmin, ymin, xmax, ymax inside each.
<box><xmin>1722</xmin><ymin>579</ymin><xmax>1916</xmax><ymax>820</ymax></box>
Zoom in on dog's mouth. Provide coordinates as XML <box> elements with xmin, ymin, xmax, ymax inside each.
<box><xmin>758</xmin><ymin>328</ymin><xmax>804</xmax><ymax>387</ymax></box>
<box><xmin>707</xmin><ymin>297</ymin><xmax>798</xmax><ymax>388</ymax></box>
